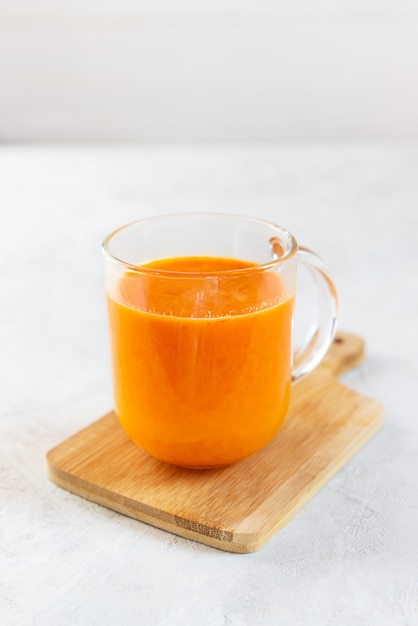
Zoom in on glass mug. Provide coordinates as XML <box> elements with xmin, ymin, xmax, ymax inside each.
<box><xmin>103</xmin><ymin>213</ymin><xmax>338</xmax><ymax>468</ymax></box>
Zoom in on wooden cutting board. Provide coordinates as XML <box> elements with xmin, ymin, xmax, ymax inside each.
<box><xmin>46</xmin><ymin>332</ymin><xmax>383</xmax><ymax>553</ymax></box>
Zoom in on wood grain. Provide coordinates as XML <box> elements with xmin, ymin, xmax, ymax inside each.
<box><xmin>46</xmin><ymin>331</ymin><xmax>383</xmax><ymax>553</ymax></box>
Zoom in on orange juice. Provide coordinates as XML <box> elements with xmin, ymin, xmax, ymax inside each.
<box><xmin>106</xmin><ymin>256</ymin><xmax>294</xmax><ymax>467</ymax></box>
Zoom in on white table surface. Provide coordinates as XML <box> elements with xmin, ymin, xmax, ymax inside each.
<box><xmin>1</xmin><ymin>144</ymin><xmax>417</xmax><ymax>626</ymax></box>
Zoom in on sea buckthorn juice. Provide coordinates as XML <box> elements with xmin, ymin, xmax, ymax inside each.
<box><xmin>107</xmin><ymin>256</ymin><xmax>293</xmax><ymax>468</ymax></box>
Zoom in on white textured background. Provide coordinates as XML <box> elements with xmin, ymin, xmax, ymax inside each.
<box><xmin>1</xmin><ymin>144</ymin><xmax>418</xmax><ymax>625</ymax></box>
<box><xmin>1</xmin><ymin>0</ymin><xmax>418</xmax><ymax>141</ymax></box>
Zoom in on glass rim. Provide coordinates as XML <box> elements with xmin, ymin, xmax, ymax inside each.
<box><xmin>102</xmin><ymin>212</ymin><xmax>298</xmax><ymax>276</ymax></box>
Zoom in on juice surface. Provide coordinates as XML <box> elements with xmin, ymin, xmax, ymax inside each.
<box><xmin>107</xmin><ymin>256</ymin><xmax>294</xmax><ymax>467</ymax></box>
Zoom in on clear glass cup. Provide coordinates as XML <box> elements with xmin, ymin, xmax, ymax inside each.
<box><xmin>103</xmin><ymin>213</ymin><xmax>338</xmax><ymax>468</ymax></box>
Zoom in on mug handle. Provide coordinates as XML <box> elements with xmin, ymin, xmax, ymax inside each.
<box><xmin>292</xmin><ymin>247</ymin><xmax>339</xmax><ymax>383</ymax></box>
